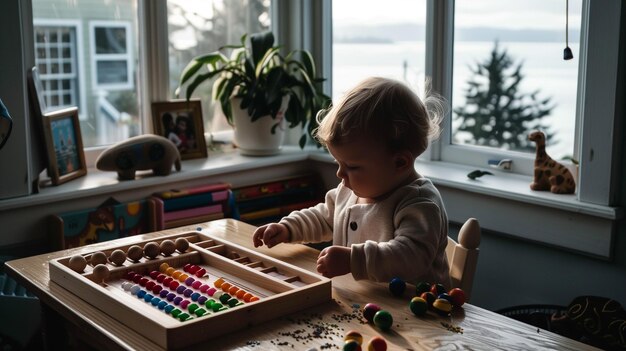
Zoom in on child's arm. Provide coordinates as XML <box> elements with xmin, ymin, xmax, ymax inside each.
<box><xmin>252</xmin><ymin>223</ymin><xmax>290</xmax><ymax>248</ymax></box>
<box><xmin>316</xmin><ymin>246</ymin><xmax>351</xmax><ymax>278</ymax></box>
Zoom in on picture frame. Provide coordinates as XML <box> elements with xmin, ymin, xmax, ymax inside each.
<box><xmin>151</xmin><ymin>99</ymin><xmax>207</xmax><ymax>160</ymax></box>
<box><xmin>42</xmin><ymin>107</ymin><xmax>87</xmax><ymax>185</ymax></box>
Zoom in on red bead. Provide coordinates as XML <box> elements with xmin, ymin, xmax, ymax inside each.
<box><xmin>149</xmin><ymin>270</ymin><xmax>160</xmax><ymax>279</ymax></box>
<box><xmin>183</xmin><ymin>263</ymin><xmax>192</xmax><ymax>272</ymax></box>
<box><xmin>146</xmin><ymin>281</ymin><xmax>156</xmax><ymax>290</ymax></box>
<box><xmin>152</xmin><ymin>285</ymin><xmax>162</xmax><ymax>294</ymax></box>
<box><xmin>133</xmin><ymin>275</ymin><xmax>142</xmax><ymax>284</ymax></box>
<box><xmin>163</xmin><ymin>277</ymin><xmax>173</xmax><ymax>285</ymax></box>
<box><xmin>192</xmin><ymin>281</ymin><xmax>202</xmax><ymax>289</ymax></box>
<box><xmin>180</xmin><ymin>300</ymin><xmax>191</xmax><ymax>309</ymax></box>
<box><xmin>188</xmin><ymin>265</ymin><xmax>200</xmax><ymax>274</ymax></box>
<box><xmin>156</xmin><ymin>274</ymin><xmax>166</xmax><ymax>283</ymax></box>
<box><xmin>199</xmin><ymin>284</ymin><xmax>209</xmax><ymax>293</ymax></box>
<box><xmin>169</xmin><ymin>281</ymin><xmax>179</xmax><ymax>289</ymax></box>
<box><xmin>195</xmin><ymin>268</ymin><xmax>207</xmax><ymax>277</ymax></box>
<box><xmin>139</xmin><ymin>277</ymin><xmax>148</xmax><ymax>286</ymax></box>
<box><xmin>124</xmin><ymin>271</ymin><xmax>136</xmax><ymax>280</ymax></box>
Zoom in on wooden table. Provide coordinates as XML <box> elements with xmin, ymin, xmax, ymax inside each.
<box><xmin>5</xmin><ymin>219</ymin><xmax>597</xmax><ymax>350</ymax></box>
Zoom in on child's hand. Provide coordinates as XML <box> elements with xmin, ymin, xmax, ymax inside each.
<box><xmin>252</xmin><ymin>223</ymin><xmax>290</xmax><ymax>248</ymax></box>
<box><xmin>316</xmin><ymin>246</ymin><xmax>351</xmax><ymax>278</ymax></box>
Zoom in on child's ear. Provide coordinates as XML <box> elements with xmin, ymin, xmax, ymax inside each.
<box><xmin>394</xmin><ymin>152</ymin><xmax>413</xmax><ymax>171</ymax></box>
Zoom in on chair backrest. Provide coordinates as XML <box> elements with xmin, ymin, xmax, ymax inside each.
<box><xmin>446</xmin><ymin>218</ymin><xmax>481</xmax><ymax>300</ymax></box>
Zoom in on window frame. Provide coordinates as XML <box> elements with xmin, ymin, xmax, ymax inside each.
<box><xmin>33</xmin><ymin>18</ymin><xmax>87</xmax><ymax>120</ymax></box>
<box><xmin>423</xmin><ymin>0</ymin><xmax>621</xmax><ymax>207</ymax></box>
<box><xmin>88</xmin><ymin>20</ymin><xmax>134</xmax><ymax>91</ymax></box>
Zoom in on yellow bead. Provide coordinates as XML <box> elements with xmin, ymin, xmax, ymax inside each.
<box><xmin>159</xmin><ymin>262</ymin><xmax>170</xmax><ymax>273</ymax></box>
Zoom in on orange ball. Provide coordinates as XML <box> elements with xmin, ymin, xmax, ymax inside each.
<box><xmin>221</xmin><ymin>282</ymin><xmax>232</xmax><ymax>292</ymax></box>
<box><xmin>214</xmin><ymin>277</ymin><xmax>225</xmax><ymax>288</ymax></box>
<box><xmin>228</xmin><ymin>286</ymin><xmax>239</xmax><ymax>295</ymax></box>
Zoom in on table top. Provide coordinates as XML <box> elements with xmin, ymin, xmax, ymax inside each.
<box><xmin>5</xmin><ymin>219</ymin><xmax>597</xmax><ymax>351</ymax></box>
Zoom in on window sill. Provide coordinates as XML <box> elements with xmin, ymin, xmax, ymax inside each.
<box><xmin>310</xmin><ymin>153</ymin><xmax>621</xmax><ymax>259</ymax></box>
<box><xmin>1</xmin><ymin>146</ymin><xmax>620</xmax><ymax>259</ymax></box>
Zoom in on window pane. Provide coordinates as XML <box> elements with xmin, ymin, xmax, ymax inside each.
<box><xmin>33</xmin><ymin>1</ymin><xmax>140</xmax><ymax>148</ymax></box>
<box><xmin>452</xmin><ymin>0</ymin><xmax>582</xmax><ymax>160</ymax></box>
<box><xmin>332</xmin><ymin>0</ymin><xmax>427</xmax><ymax>100</ymax></box>
<box><xmin>167</xmin><ymin>0</ymin><xmax>271</xmax><ymax>132</ymax></box>
<box><xmin>95</xmin><ymin>27</ymin><xmax>128</xmax><ymax>54</ymax></box>
<box><xmin>96</xmin><ymin>60</ymin><xmax>128</xmax><ymax>84</ymax></box>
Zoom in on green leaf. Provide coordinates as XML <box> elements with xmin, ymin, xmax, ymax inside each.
<box><xmin>250</xmin><ymin>31</ymin><xmax>275</xmax><ymax>66</ymax></box>
<box><xmin>185</xmin><ymin>69</ymin><xmax>224</xmax><ymax>101</ymax></box>
<box><xmin>255</xmin><ymin>47</ymin><xmax>282</xmax><ymax>78</ymax></box>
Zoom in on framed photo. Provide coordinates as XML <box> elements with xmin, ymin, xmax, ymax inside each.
<box><xmin>151</xmin><ymin>99</ymin><xmax>207</xmax><ymax>160</ymax></box>
<box><xmin>42</xmin><ymin>107</ymin><xmax>87</xmax><ymax>185</ymax></box>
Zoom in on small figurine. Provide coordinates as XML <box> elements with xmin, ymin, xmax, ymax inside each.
<box><xmin>96</xmin><ymin>135</ymin><xmax>181</xmax><ymax>180</ymax></box>
<box><xmin>528</xmin><ymin>131</ymin><xmax>575</xmax><ymax>194</ymax></box>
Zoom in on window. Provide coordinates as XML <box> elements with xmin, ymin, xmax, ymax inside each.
<box><xmin>34</xmin><ymin>21</ymin><xmax>81</xmax><ymax>113</ymax></box>
<box><xmin>444</xmin><ymin>0</ymin><xmax>582</xmax><ymax>173</ymax></box>
<box><xmin>90</xmin><ymin>22</ymin><xmax>133</xmax><ymax>89</ymax></box>
<box><xmin>167</xmin><ymin>0</ymin><xmax>271</xmax><ymax>133</ymax></box>
<box><xmin>33</xmin><ymin>0</ymin><xmax>140</xmax><ymax>148</ymax></box>
<box><xmin>332</xmin><ymin>0</ymin><xmax>427</xmax><ymax>100</ymax></box>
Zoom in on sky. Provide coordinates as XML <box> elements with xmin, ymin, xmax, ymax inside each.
<box><xmin>332</xmin><ymin>0</ymin><xmax>582</xmax><ymax>30</ymax></box>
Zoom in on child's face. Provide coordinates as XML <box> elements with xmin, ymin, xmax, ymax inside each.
<box><xmin>328</xmin><ymin>138</ymin><xmax>410</xmax><ymax>201</ymax></box>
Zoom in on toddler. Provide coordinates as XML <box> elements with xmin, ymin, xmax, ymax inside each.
<box><xmin>253</xmin><ymin>77</ymin><xmax>450</xmax><ymax>285</ymax></box>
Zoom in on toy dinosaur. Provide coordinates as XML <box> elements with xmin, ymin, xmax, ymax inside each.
<box><xmin>528</xmin><ymin>131</ymin><xmax>576</xmax><ymax>194</ymax></box>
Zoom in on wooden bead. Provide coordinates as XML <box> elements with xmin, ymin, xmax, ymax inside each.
<box><xmin>90</xmin><ymin>251</ymin><xmax>107</xmax><ymax>266</ymax></box>
<box><xmin>92</xmin><ymin>264</ymin><xmax>110</xmax><ymax>282</ymax></box>
<box><xmin>175</xmin><ymin>237</ymin><xmax>189</xmax><ymax>253</ymax></box>
<box><xmin>109</xmin><ymin>249</ymin><xmax>127</xmax><ymax>266</ymax></box>
<box><xmin>144</xmin><ymin>242</ymin><xmax>160</xmax><ymax>259</ymax></box>
<box><xmin>160</xmin><ymin>240</ymin><xmax>176</xmax><ymax>256</ymax></box>
<box><xmin>68</xmin><ymin>255</ymin><xmax>87</xmax><ymax>273</ymax></box>
<box><xmin>127</xmin><ymin>245</ymin><xmax>143</xmax><ymax>262</ymax></box>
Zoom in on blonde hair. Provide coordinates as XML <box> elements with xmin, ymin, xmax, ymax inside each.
<box><xmin>315</xmin><ymin>77</ymin><xmax>445</xmax><ymax>157</ymax></box>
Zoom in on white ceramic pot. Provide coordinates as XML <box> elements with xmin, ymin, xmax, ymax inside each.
<box><xmin>231</xmin><ymin>96</ymin><xmax>290</xmax><ymax>156</ymax></box>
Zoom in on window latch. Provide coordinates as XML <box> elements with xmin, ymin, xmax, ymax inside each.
<box><xmin>488</xmin><ymin>159</ymin><xmax>512</xmax><ymax>171</ymax></box>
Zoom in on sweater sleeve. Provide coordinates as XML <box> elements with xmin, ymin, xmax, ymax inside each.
<box><xmin>351</xmin><ymin>200</ymin><xmax>445</xmax><ymax>282</ymax></box>
<box><xmin>279</xmin><ymin>187</ymin><xmax>337</xmax><ymax>244</ymax></box>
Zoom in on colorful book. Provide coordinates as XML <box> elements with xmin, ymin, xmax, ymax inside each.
<box><xmin>163</xmin><ymin>204</ymin><xmax>222</xmax><ymax>222</ymax></box>
<box><xmin>148</xmin><ymin>196</ymin><xmax>165</xmax><ymax>230</ymax></box>
<box><xmin>50</xmin><ymin>198</ymin><xmax>152</xmax><ymax>250</ymax></box>
<box><xmin>162</xmin><ymin>190</ymin><xmax>230</xmax><ymax>212</ymax></box>
<box><xmin>236</xmin><ymin>188</ymin><xmax>319</xmax><ymax>213</ymax></box>
<box><xmin>156</xmin><ymin>183</ymin><xmax>231</xmax><ymax>199</ymax></box>
<box><xmin>233</xmin><ymin>175</ymin><xmax>319</xmax><ymax>201</ymax></box>
<box><xmin>164</xmin><ymin>212</ymin><xmax>224</xmax><ymax>229</ymax></box>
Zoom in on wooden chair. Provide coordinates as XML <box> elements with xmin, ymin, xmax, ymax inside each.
<box><xmin>446</xmin><ymin>218</ymin><xmax>481</xmax><ymax>301</ymax></box>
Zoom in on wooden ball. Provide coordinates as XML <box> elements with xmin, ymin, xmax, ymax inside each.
<box><xmin>144</xmin><ymin>241</ymin><xmax>160</xmax><ymax>259</ymax></box>
<box><xmin>68</xmin><ymin>255</ymin><xmax>87</xmax><ymax>273</ymax></box>
<box><xmin>109</xmin><ymin>249</ymin><xmax>127</xmax><ymax>266</ymax></box>
<box><xmin>127</xmin><ymin>245</ymin><xmax>143</xmax><ymax>262</ymax></box>
<box><xmin>175</xmin><ymin>237</ymin><xmax>189</xmax><ymax>253</ymax></box>
<box><xmin>92</xmin><ymin>264</ymin><xmax>110</xmax><ymax>282</ymax></box>
<box><xmin>90</xmin><ymin>251</ymin><xmax>107</xmax><ymax>266</ymax></box>
<box><xmin>160</xmin><ymin>240</ymin><xmax>176</xmax><ymax>256</ymax></box>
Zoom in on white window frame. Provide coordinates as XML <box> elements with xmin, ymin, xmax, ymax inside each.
<box><xmin>33</xmin><ymin>19</ymin><xmax>87</xmax><ymax>120</ymax></box>
<box><xmin>89</xmin><ymin>20</ymin><xmax>134</xmax><ymax>91</ymax></box>
<box><xmin>425</xmin><ymin>0</ymin><xmax>621</xmax><ymax>208</ymax></box>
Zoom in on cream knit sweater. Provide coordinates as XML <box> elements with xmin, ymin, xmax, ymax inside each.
<box><xmin>280</xmin><ymin>177</ymin><xmax>451</xmax><ymax>286</ymax></box>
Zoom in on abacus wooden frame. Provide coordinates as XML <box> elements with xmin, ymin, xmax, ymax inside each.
<box><xmin>48</xmin><ymin>231</ymin><xmax>331</xmax><ymax>350</ymax></box>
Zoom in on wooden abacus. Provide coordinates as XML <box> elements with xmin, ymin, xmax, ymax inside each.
<box><xmin>48</xmin><ymin>231</ymin><xmax>331</xmax><ymax>350</ymax></box>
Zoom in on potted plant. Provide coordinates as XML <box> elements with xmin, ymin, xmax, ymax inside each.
<box><xmin>176</xmin><ymin>31</ymin><xmax>331</xmax><ymax>155</ymax></box>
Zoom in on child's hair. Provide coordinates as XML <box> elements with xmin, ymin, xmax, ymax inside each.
<box><xmin>315</xmin><ymin>77</ymin><xmax>445</xmax><ymax>157</ymax></box>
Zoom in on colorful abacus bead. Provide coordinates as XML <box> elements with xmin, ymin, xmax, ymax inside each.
<box><xmin>195</xmin><ymin>268</ymin><xmax>207</xmax><ymax>277</ymax></box>
<box><xmin>214</xmin><ymin>278</ymin><xmax>225</xmax><ymax>288</ymax></box>
<box><xmin>198</xmin><ymin>296</ymin><xmax>208</xmax><ymax>304</ymax></box>
<box><xmin>149</xmin><ymin>270</ymin><xmax>160</xmax><ymax>279</ymax></box>
<box><xmin>192</xmin><ymin>281</ymin><xmax>202</xmax><ymax>289</ymax></box>
<box><xmin>157</xmin><ymin>301</ymin><xmax>168</xmax><ymax>310</ymax></box>
<box><xmin>199</xmin><ymin>284</ymin><xmax>209</xmax><ymax>293</ymax></box>
<box><xmin>178</xmin><ymin>273</ymin><xmax>189</xmax><ymax>283</ymax></box>
<box><xmin>183</xmin><ymin>288</ymin><xmax>193</xmax><ymax>298</ymax></box>
<box><xmin>188</xmin><ymin>303</ymin><xmax>198</xmax><ymax>314</ymax></box>
<box><xmin>228</xmin><ymin>286</ymin><xmax>239</xmax><ymax>296</ymax></box>
<box><xmin>191</xmin><ymin>292</ymin><xmax>201</xmax><ymax>301</ymax></box>
<box><xmin>173</xmin><ymin>296</ymin><xmax>183</xmax><ymax>305</ymax></box>
<box><xmin>137</xmin><ymin>290</ymin><xmax>146</xmax><ymax>299</ymax></box>
<box><xmin>188</xmin><ymin>265</ymin><xmax>200</xmax><ymax>274</ymax></box>
<box><xmin>183</xmin><ymin>263</ymin><xmax>192</xmax><ymax>272</ymax></box>
<box><xmin>194</xmin><ymin>308</ymin><xmax>207</xmax><ymax>317</ymax></box>
<box><xmin>166</xmin><ymin>293</ymin><xmax>176</xmax><ymax>301</ymax></box>
<box><xmin>176</xmin><ymin>286</ymin><xmax>186</xmax><ymax>294</ymax></box>
<box><xmin>169</xmin><ymin>281</ymin><xmax>180</xmax><ymax>290</ymax></box>
<box><xmin>139</xmin><ymin>277</ymin><xmax>149</xmax><ymax>286</ymax></box>
<box><xmin>206</xmin><ymin>288</ymin><xmax>217</xmax><ymax>296</ymax></box>
<box><xmin>164</xmin><ymin>305</ymin><xmax>175</xmax><ymax>314</ymax></box>
<box><xmin>163</xmin><ymin>277</ymin><xmax>173</xmax><ymax>285</ymax></box>
<box><xmin>151</xmin><ymin>297</ymin><xmax>161</xmax><ymax>306</ymax></box>
<box><xmin>159</xmin><ymin>263</ymin><xmax>169</xmax><ymax>273</ymax></box>
<box><xmin>145</xmin><ymin>281</ymin><xmax>156</xmax><ymax>290</ymax></box>
<box><xmin>159</xmin><ymin>290</ymin><xmax>169</xmax><ymax>298</ymax></box>
<box><xmin>180</xmin><ymin>300</ymin><xmax>191</xmax><ymax>309</ymax></box>
<box><xmin>152</xmin><ymin>285</ymin><xmax>162</xmax><ymax>294</ymax></box>
<box><xmin>220</xmin><ymin>282</ymin><xmax>232</xmax><ymax>292</ymax></box>
<box><xmin>172</xmin><ymin>271</ymin><xmax>182</xmax><ymax>280</ymax></box>
<box><xmin>156</xmin><ymin>274</ymin><xmax>166</xmax><ymax>283</ymax></box>
<box><xmin>165</xmin><ymin>267</ymin><xmax>175</xmax><ymax>276</ymax></box>
<box><xmin>130</xmin><ymin>285</ymin><xmax>141</xmax><ymax>295</ymax></box>
<box><xmin>185</xmin><ymin>277</ymin><xmax>195</xmax><ymax>286</ymax></box>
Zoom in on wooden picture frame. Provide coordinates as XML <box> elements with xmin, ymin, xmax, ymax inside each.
<box><xmin>42</xmin><ymin>107</ymin><xmax>87</xmax><ymax>185</ymax></box>
<box><xmin>151</xmin><ymin>100</ymin><xmax>207</xmax><ymax>160</ymax></box>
